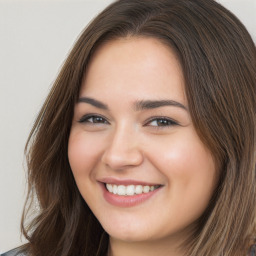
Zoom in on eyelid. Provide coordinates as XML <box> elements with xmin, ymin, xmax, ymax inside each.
<box><xmin>78</xmin><ymin>114</ymin><xmax>110</xmax><ymax>124</ymax></box>
<box><xmin>144</xmin><ymin>116</ymin><xmax>180</xmax><ymax>127</ymax></box>
<box><xmin>77</xmin><ymin>114</ymin><xmax>180</xmax><ymax>128</ymax></box>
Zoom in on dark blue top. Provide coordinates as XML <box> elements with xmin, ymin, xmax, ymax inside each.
<box><xmin>250</xmin><ymin>244</ymin><xmax>256</xmax><ymax>256</ymax></box>
<box><xmin>0</xmin><ymin>248</ymin><xmax>25</xmax><ymax>256</ymax></box>
<box><xmin>2</xmin><ymin>245</ymin><xmax>256</xmax><ymax>255</ymax></box>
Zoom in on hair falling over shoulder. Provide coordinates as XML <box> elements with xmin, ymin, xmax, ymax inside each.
<box><xmin>20</xmin><ymin>0</ymin><xmax>256</xmax><ymax>255</ymax></box>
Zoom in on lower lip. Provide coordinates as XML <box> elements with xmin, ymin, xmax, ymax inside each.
<box><xmin>101</xmin><ymin>183</ymin><xmax>161</xmax><ymax>207</ymax></box>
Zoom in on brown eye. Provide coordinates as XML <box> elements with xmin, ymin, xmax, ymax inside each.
<box><xmin>146</xmin><ymin>118</ymin><xmax>178</xmax><ymax>127</ymax></box>
<box><xmin>79</xmin><ymin>115</ymin><xmax>109</xmax><ymax>124</ymax></box>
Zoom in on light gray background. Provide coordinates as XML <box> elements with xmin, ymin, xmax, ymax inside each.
<box><xmin>0</xmin><ymin>0</ymin><xmax>255</xmax><ymax>253</ymax></box>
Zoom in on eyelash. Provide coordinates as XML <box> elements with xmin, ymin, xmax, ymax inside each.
<box><xmin>78</xmin><ymin>114</ymin><xmax>179</xmax><ymax>128</ymax></box>
<box><xmin>78</xmin><ymin>114</ymin><xmax>109</xmax><ymax>124</ymax></box>
<box><xmin>144</xmin><ymin>116</ymin><xmax>179</xmax><ymax>128</ymax></box>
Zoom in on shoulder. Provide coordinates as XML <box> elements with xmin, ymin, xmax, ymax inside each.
<box><xmin>0</xmin><ymin>248</ymin><xmax>27</xmax><ymax>256</ymax></box>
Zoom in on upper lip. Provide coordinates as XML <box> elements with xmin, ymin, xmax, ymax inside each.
<box><xmin>98</xmin><ymin>177</ymin><xmax>162</xmax><ymax>186</ymax></box>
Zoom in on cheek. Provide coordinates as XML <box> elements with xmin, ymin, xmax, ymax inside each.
<box><xmin>164</xmin><ymin>141</ymin><xmax>216</xmax><ymax>183</ymax></box>
<box><xmin>153</xmin><ymin>131</ymin><xmax>215</xmax><ymax>175</ymax></box>
<box><xmin>149</xmin><ymin>131</ymin><xmax>217</xmax><ymax>208</ymax></box>
<box><xmin>68</xmin><ymin>130</ymin><xmax>102</xmax><ymax>178</ymax></box>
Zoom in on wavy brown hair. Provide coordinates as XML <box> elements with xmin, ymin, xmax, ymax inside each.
<box><xmin>20</xmin><ymin>0</ymin><xmax>256</xmax><ymax>255</ymax></box>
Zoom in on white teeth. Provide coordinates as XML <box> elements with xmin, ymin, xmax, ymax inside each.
<box><xmin>117</xmin><ymin>185</ymin><xmax>126</xmax><ymax>196</ymax></box>
<box><xmin>106</xmin><ymin>184</ymin><xmax>159</xmax><ymax>196</ymax></box>
<box><xmin>143</xmin><ymin>185</ymin><xmax>150</xmax><ymax>193</ymax></box>
<box><xmin>113</xmin><ymin>184</ymin><xmax>118</xmax><ymax>194</ymax></box>
<box><xmin>135</xmin><ymin>185</ymin><xmax>143</xmax><ymax>194</ymax></box>
<box><xmin>126</xmin><ymin>185</ymin><xmax>135</xmax><ymax>195</ymax></box>
<box><xmin>106</xmin><ymin>184</ymin><xmax>113</xmax><ymax>193</ymax></box>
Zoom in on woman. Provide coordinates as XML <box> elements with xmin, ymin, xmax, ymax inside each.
<box><xmin>2</xmin><ymin>0</ymin><xmax>255</xmax><ymax>255</ymax></box>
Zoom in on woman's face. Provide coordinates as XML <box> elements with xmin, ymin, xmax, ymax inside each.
<box><xmin>68</xmin><ymin>37</ymin><xmax>217</xmax><ymax>245</ymax></box>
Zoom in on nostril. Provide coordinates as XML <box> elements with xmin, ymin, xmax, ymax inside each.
<box><xmin>101</xmin><ymin>145</ymin><xmax>144</xmax><ymax>169</ymax></box>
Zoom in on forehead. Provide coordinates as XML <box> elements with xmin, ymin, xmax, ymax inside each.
<box><xmin>80</xmin><ymin>37</ymin><xmax>186</xmax><ymax>103</ymax></box>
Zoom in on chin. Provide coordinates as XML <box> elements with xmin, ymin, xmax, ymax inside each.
<box><xmin>107</xmin><ymin>229</ymin><xmax>154</xmax><ymax>243</ymax></box>
<box><xmin>100</xmin><ymin>218</ymin><xmax>153</xmax><ymax>242</ymax></box>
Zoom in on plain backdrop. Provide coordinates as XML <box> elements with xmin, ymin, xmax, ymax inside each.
<box><xmin>0</xmin><ymin>0</ymin><xmax>255</xmax><ymax>253</ymax></box>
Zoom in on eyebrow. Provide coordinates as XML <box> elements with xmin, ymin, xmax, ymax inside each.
<box><xmin>77</xmin><ymin>97</ymin><xmax>187</xmax><ymax>111</ymax></box>
<box><xmin>78</xmin><ymin>97</ymin><xmax>108</xmax><ymax>110</ymax></box>
<box><xmin>134</xmin><ymin>99</ymin><xmax>187</xmax><ymax>111</ymax></box>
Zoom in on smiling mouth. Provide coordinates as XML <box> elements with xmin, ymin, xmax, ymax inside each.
<box><xmin>105</xmin><ymin>184</ymin><xmax>161</xmax><ymax>196</ymax></box>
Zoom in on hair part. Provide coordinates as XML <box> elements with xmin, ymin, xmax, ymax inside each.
<box><xmin>21</xmin><ymin>0</ymin><xmax>256</xmax><ymax>255</ymax></box>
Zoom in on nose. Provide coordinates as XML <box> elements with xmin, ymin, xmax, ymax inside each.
<box><xmin>101</xmin><ymin>125</ymin><xmax>144</xmax><ymax>170</ymax></box>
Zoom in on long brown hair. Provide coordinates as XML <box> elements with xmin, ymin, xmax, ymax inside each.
<box><xmin>21</xmin><ymin>0</ymin><xmax>256</xmax><ymax>255</ymax></box>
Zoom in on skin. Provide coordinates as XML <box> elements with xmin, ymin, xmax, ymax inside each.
<box><xmin>68</xmin><ymin>37</ymin><xmax>218</xmax><ymax>256</ymax></box>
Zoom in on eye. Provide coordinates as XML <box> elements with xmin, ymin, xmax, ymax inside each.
<box><xmin>78</xmin><ymin>114</ymin><xmax>109</xmax><ymax>124</ymax></box>
<box><xmin>145</xmin><ymin>117</ymin><xmax>179</xmax><ymax>127</ymax></box>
